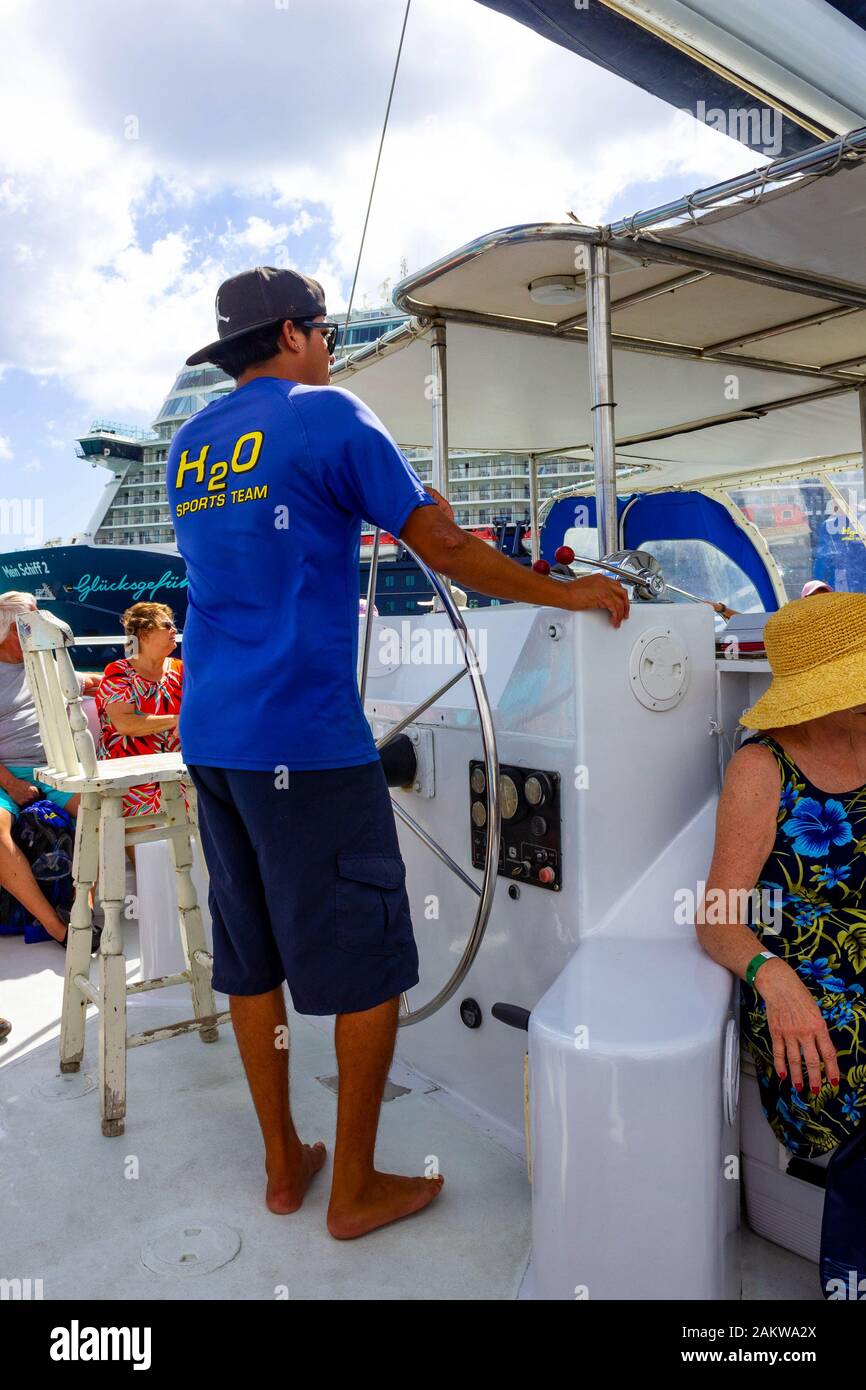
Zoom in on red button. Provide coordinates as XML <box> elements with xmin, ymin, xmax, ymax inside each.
<box><xmin>538</xmin><ymin>866</ymin><xmax>555</xmax><ymax>884</ymax></box>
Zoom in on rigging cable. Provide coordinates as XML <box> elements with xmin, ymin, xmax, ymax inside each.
<box><xmin>341</xmin><ymin>0</ymin><xmax>412</xmax><ymax>352</ymax></box>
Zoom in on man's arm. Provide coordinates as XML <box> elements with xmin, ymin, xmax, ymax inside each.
<box><xmin>400</xmin><ymin>504</ymin><xmax>629</xmax><ymax>627</ymax></box>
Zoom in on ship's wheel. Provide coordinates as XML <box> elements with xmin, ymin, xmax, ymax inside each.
<box><xmin>358</xmin><ymin>536</ymin><xmax>501</xmax><ymax>1026</ymax></box>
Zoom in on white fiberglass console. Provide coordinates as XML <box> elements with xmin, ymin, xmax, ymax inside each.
<box><xmin>364</xmin><ymin>599</ymin><xmax>738</xmax><ymax>1299</ymax></box>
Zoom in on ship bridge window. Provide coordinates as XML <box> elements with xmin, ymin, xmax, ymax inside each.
<box><xmin>729</xmin><ymin>474</ymin><xmax>866</xmax><ymax>600</ymax></box>
<box><xmin>157</xmin><ymin>394</ymin><xmax>200</xmax><ymax>419</ymax></box>
<box><xmin>174</xmin><ymin>367</ymin><xmax>230</xmax><ymax>391</ymax></box>
<box><xmin>633</xmin><ymin>537</ymin><xmax>763</xmax><ymax>614</ymax></box>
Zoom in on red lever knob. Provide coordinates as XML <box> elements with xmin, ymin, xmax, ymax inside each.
<box><xmin>554</xmin><ymin>545</ymin><xmax>575</xmax><ymax>565</ymax></box>
<box><xmin>532</xmin><ymin>559</ymin><xmax>551</xmax><ymax>574</ymax></box>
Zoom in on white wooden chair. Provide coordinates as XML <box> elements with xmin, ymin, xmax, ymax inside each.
<box><xmin>17</xmin><ymin>609</ymin><xmax>229</xmax><ymax>1136</ymax></box>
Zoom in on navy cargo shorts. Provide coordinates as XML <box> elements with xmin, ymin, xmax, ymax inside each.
<box><xmin>187</xmin><ymin>758</ymin><xmax>419</xmax><ymax>1014</ymax></box>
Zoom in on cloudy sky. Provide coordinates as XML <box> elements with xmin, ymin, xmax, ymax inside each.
<box><xmin>0</xmin><ymin>0</ymin><xmax>760</xmax><ymax>546</ymax></box>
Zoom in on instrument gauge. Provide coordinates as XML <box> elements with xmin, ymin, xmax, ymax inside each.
<box><xmin>525</xmin><ymin>774</ymin><xmax>550</xmax><ymax>807</ymax></box>
<box><xmin>471</xmin><ymin>800</ymin><xmax>487</xmax><ymax>828</ymax></box>
<box><xmin>499</xmin><ymin>774</ymin><xmax>520</xmax><ymax>820</ymax></box>
<box><xmin>470</xmin><ymin>766</ymin><xmax>486</xmax><ymax>795</ymax></box>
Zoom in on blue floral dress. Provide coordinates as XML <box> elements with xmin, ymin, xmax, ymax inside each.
<box><xmin>741</xmin><ymin>734</ymin><xmax>866</xmax><ymax>1157</ymax></box>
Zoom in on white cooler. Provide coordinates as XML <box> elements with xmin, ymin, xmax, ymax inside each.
<box><xmin>740</xmin><ymin>1055</ymin><xmax>830</xmax><ymax>1262</ymax></box>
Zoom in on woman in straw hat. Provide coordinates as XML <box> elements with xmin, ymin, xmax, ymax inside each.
<box><xmin>697</xmin><ymin>590</ymin><xmax>866</xmax><ymax>1158</ymax></box>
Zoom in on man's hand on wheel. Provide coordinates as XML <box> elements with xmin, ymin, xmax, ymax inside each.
<box><xmin>557</xmin><ymin>574</ymin><xmax>630</xmax><ymax>628</ymax></box>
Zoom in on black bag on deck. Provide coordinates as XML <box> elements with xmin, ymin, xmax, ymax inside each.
<box><xmin>0</xmin><ymin>798</ymin><xmax>75</xmax><ymax>943</ymax></box>
<box><xmin>820</xmin><ymin>1121</ymin><xmax>866</xmax><ymax>1300</ymax></box>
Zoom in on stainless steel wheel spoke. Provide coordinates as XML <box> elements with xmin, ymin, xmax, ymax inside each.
<box><xmin>391</xmin><ymin>798</ymin><xmax>481</xmax><ymax>896</ymax></box>
<box><xmin>375</xmin><ymin>667</ymin><xmax>466</xmax><ymax>749</ymax></box>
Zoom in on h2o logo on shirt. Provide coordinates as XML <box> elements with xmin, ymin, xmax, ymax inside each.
<box><xmin>173</xmin><ymin>431</ymin><xmax>266</xmax><ymax>517</ymax></box>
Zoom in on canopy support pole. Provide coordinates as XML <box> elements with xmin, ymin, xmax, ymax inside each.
<box><xmin>429</xmin><ymin>318</ymin><xmax>452</xmax><ymax>605</ymax></box>
<box><xmin>431</xmin><ymin>318</ymin><xmax>449</xmax><ymax>499</ymax></box>
<box><xmin>860</xmin><ymin>384</ymin><xmax>866</xmax><ymax>506</ymax></box>
<box><xmin>585</xmin><ymin>244</ymin><xmax>618</xmax><ymax>556</ymax></box>
<box><xmin>529</xmin><ymin>453</ymin><xmax>540</xmax><ymax>563</ymax></box>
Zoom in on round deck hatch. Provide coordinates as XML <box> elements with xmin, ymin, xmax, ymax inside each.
<box><xmin>628</xmin><ymin>627</ymin><xmax>689</xmax><ymax>711</ymax></box>
<box><xmin>141</xmin><ymin>1220</ymin><xmax>241</xmax><ymax>1278</ymax></box>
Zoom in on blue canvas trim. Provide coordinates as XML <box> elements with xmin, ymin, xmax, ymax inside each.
<box><xmin>540</xmin><ymin>490</ymin><xmax>779</xmax><ymax>611</ymax></box>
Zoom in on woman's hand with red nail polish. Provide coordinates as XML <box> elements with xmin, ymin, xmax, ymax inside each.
<box><xmin>759</xmin><ymin>960</ymin><xmax>839</xmax><ymax>1094</ymax></box>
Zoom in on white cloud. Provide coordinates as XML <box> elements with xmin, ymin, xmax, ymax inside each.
<box><xmin>220</xmin><ymin>216</ymin><xmax>293</xmax><ymax>254</ymax></box>
<box><xmin>0</xmin><ymin>436</ymin><xmax>12</xmax><ymax>461</ymax></box>
<box><xmin>0</xmin><ymin>0</ymin><xmax>760</xmax><ymax>420</ymax></box>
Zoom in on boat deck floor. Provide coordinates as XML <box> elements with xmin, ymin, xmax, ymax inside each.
<box><xmin>0</xmin><ymin>928</ymin><xmax>821</xmax><ymax>1301</ymax></box>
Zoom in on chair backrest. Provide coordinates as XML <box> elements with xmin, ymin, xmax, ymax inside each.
<box><xmin>16</xmin><ymin>609</ymin><xmax>99</xmax><ymax>782</ymax></box>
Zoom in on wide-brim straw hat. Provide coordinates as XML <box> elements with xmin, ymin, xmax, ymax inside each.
<box><xmin>741</xmin><ymin>590</ymin><xmax>866</xmax><ymax>730</ymax></box>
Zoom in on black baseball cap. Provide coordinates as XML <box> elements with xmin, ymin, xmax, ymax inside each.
<box><xmin>186</xmin><ymin>266</ymin><xmax>327</xmax><ymax>366</ymax></box>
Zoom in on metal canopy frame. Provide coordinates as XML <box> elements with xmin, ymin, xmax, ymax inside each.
<box><xmin>346</xmin><ymin>127</ymin><xmax>866</xmax><ymax>1027</ymax></box>
<box><xmin>380</xmin><ymin>126</ymin><xmax>866</xmax><ymax>550</ymax></box>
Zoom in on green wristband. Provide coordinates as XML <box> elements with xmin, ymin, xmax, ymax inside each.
<box><xmin>745</xmin><ymin>950</ymin><xmax>775</xmax><ymax>986</ymax></box>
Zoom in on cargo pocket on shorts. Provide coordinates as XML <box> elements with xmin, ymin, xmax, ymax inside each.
<box><xmin>335</xmin><ymin>852</ymin><xmax>411</xmax><ymax>956</ymax></box>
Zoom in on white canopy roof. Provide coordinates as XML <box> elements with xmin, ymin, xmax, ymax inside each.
<box><xmin>332</xmin><ymin>135</ymin><xmax>866</xmax><ymax>491</ymax></box>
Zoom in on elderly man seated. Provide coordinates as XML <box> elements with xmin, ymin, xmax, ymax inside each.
<box><xmin>0</xmin><ymin>591</ymin><xmax>101</xmax><ymax>946</ymax></box>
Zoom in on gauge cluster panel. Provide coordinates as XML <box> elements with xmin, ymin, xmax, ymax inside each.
<box><xmin>469</xmin><ymin>760</ymin><xmax>562</xmax><ymax>891</ymax></box>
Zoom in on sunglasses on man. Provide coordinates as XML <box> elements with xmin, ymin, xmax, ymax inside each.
<box><xmin>294</xmin><ymin>319</ymin><xmax>340</xmax><ymax>355</ymax></box>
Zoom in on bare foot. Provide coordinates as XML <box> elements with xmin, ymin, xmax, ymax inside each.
<box><xmin>327</xmin><ymin>1170</ymin><xmax>445</xmax><ymax>1239</ymax></box>
<box><xmin>266</xmin><ymin>1141</ymin><xmax>327</xmax><ymax>1214</ymax></box>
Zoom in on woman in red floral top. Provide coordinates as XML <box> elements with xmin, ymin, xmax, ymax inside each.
<box><xmin>95</xmin><ymin>602</ymin><xmax>183</xmax><ymax>817</ymax></box>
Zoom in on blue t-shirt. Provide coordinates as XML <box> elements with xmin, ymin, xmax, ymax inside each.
<box><xmin>165</xmin><ymin>377</ymin><xmax>435</xmax><ymax>770</ymax></box>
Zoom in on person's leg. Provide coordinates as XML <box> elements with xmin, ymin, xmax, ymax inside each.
<box><xmin>229</xmin><ymin>985</ymin><xmax>326</xmax><ymax>1213</ymax></box>
<box><xmin>188</xmin><ymin>764</ymin><xmax>326</xmax><ymax>1213</ymax></box>
<box><xmin>0</xmin><ymin>807</ymin><xmax>68</xmax><ymax>942</ymax></box>
<box><xmin>227</xmin><ymin>759</ymin><xmax>443</xmax><ymax>1240</ymax></box>
<box><xmin>327</xmin><ymin>996</ymin><xmax>443</xmax><ymax>1239</ymax></box>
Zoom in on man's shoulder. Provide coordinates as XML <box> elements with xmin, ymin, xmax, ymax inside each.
<box><xmin>170</xmin><ymin>393</ymin><xmax>235</xmax><ymax>445</ymax></box>
<box><xmin>287</xmin><ymin>382</ymin><xmax>366</xmax><ymax>422</ymax></box>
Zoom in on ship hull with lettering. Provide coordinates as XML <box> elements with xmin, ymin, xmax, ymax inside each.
<box><xmin>0</xmin><ymin>527</ymin><xmax>530</xmax><ymax>658</ymax></box>
<box><xmin>0</xmin><ymin>545</ymin><xmax>190</xmax><ymax>662</ymax></box>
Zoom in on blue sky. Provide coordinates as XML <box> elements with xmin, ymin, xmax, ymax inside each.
<box><xmin>0</xmin><ymin>0</ymin><xmax>760</xmax><ymax>550</ymax></box>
